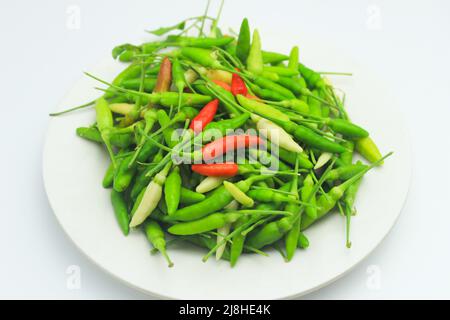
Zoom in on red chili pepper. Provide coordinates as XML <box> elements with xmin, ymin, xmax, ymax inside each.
<box><xmin>191</xmin><ymin>163</ymin><xmax>239</xmax><ymax>177</ymax></box>
<box><xmin>212</xmin><ymin>80</ymin><xmax>232</xmax><ymax>92</ymax></box>
<box><xmin>154</xmin><ymin>57</ymin><xmax>172</xmax><ymax>93</ymax></box>
<box><xmin>189</xmin><ymin>99</ymin><xmax>219</xmax><ymax>134</ymax></box>
<box><xmin>231</xmin><ymin>73</ymin><xmax>248</xmax><ymax>96</ymax></box>
<box><xmin>202</xmin><ymin>134</ymin><xmax>263</xmax><ymax>161</ymax></box>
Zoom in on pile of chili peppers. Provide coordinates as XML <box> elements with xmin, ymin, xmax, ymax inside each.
<box><xmin>53</xmin><ymin>5</ymin><xmax>392</xmax><ymax>267</ymax></box>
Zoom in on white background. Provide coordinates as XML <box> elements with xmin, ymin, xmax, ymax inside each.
<box><xmin>0</xmin><ymin>0</ymin><xmax>449</xmax><ymax>299</ymax></box>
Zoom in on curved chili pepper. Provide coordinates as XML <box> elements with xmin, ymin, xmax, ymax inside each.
<box><xmin>154</xmin><ymin>57</ymin><xmax>172</xmax><ymax>93</ymax></box>
<box><xmin>191</xmin><ymin>163</ymin><xmax>239</xmax><ymax>177</ymax></box>
<box><xmin>189</xmin><ymin>99</ymin><xmax>219</xmax><ymax>134</ymax></box>
<box><xmin>202</xmin><ymin>134</ymin><xmax>264</xmax><ymax>161</ymax></box>
<box><xmin>231</xmin><ymin>73</ymin><xmax>248</xmax><ymax>96</ymax></box>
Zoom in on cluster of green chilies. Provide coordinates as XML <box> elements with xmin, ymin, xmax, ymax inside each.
<box><xmin>52</xmin><ymin>9</ymin><xmax>391</xmax><ymax>267</ymax></box>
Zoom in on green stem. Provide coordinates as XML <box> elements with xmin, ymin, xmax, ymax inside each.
<box><xmin>318</xmin><ymin>71</ymin><xmax>353</xmax><ymax>76</ymax></box>
<box><xmin>199</xmin><ymin>0</ymin><xmax>211</xmax><ymax>37</ymax></box>
<box><xmin>49</xmin><ymin>99</ymin><xmax>96</xmax><ymax>116</ymax></box>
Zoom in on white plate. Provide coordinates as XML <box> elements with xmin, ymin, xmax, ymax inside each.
<box><xmin>43</xmin><ymin>39</ymin><xmax>411</xmax><ymax>299</ymax></box>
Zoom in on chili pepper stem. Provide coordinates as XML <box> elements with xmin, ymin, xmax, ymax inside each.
<box><xmin>343</xmin><ymin>202</ymin><xmax>352</xmax><ymax>248</ymax></box>
<box><xmin>318</xmin><ymin>71</ymin><xmax>353</xmax><ymax>76</ymax></box>
<box><xmin>158</xmin><ymin>247</ymin><xmax>174</xmax><ymax>268</ymax></box>
<box><xmin>49</xmin><ymin>99</ymin><xmax>95</xmax><ymax>116</ymax></box>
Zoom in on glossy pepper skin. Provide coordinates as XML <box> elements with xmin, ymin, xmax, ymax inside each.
<box><xmin>145</xmin><ymin>221</ymin><xmax>174</xmax><ymax>267</ymax></box>
<box><xmin>202</xmin><ymin>135</ymin><xmax>263</xmax><ymax>162</ymax></box>
<box><xmin>165</xmin><ymin>166</ymin><xmax>182</xmax><ymax>215</ymax></box>
<box><xmin>153</xmin><ymin>57</ymin><xmax>172</xmax><ymax>93</ymax></box>
<box><xmin>169</xmin><ymin>175</ymin><xmax>271</xmax><ymax>222</ymax></box>
<box><xmin>231</xmin><ymin>73</ymin><xmax>248</xmax><ymax>96</ymax></box>
<box><xmin>356</xmin><ymin>137</ymin><xmax>383</xmax><ymax>164</ymax></box>
<box><xmin>191</xmin><ymin>163</ymin><xmax>239</xmax><ymax>177</ymax></box>
<box><xmin>110</xmin><ymin>190</ymin><xmax>130</xmax><ymax>236</ymax></box>
<box><xmin>189</xmin><ymin>99</ymin><xmax>219</xmax><ymax>134</ymax></box>
<box><xmin>76</xmin><ymin>127</ymin><xmax>133</xmax><ymax>149</ymax></box>
<box><xmin>281</xmin><ymin>121</ymin><xmax>347</xmax><ymax>154</ymax></box>
<box><xmin>204</xmin><ymin>113</ymin><xmax>250</xmax><ymax>138</ymax></box>
<box><xmin>179</xmin><ymin>187</ymin><xmax>206</xmax><ymax>204</ymax></box>
<box><xmin>246</xmin><ymin>29</ymin><xmax>263</xmax><ymax>75</ymax></box>
<box><xmin>235</xmin><ymin>18</ymin><xmax>251</xmax><ymax>64</ymax></box>
<box><xmin>180</xmin><ymin>47</ymin><xmax>222</xmax><ymax>69</ymax></box>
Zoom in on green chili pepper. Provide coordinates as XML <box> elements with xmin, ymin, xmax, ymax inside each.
<box><xmin>262</xmin><ymin>51</ymin><xmax>289</xmax><ymax>64</ymax></box>
<box><xmin>204</xmin><ymin>113</ymin><xmax>250</xmax><ymax>137</ymax></box>
<box><xmin>94</xmin><ymin>98</ymin><xmax>116</xmax><ymax>167</ymax></box>
<box><xmin>263</xmin><ymin>66</ymin><xmax>298</xmax><ymax>77</ymax></box>
<box><xmin>298</xmin><ymin>63</ymin><xmax>327</xmax><ymax>90</ymax></box>
<box><xmin>102</xmin><ymin>162</ymin><xmax>115</xmax><ymax>189</ymax></box>
<box><xmin>165</xmin><ymin>166</ymin><xmax>182</xmax><ymax>215</ymax></box>
<box><xmin>325</xmin><ymin>163</ymin><xmax>368</xmax><ymax>181</ymax></box>
<box><xmin>76</xmin><ymin>127</ymin><xmax>133</xmax><ymax>149</ymax></box>
<box><xmin>343</xmin><ymin>163</ymin><xmax>364</xmax><ymax>214</ymax></box>
<box><xmin>275</xmin><ymin>76</ymin><xmax>304</xmax><ymax>96</ymax></box>
<box><xmin>288</xmin><ymin>46</ymin><xmax>299</xmax><ymax>70</ymax></box>
<box><xmin>121</xmin><ymin>78</ymin><xmax>157</xmax><ymax>92</ymax></box>
<box><xmin>308</xmin><ymin>90</ymin><xmax>323</xmax><ymax>119</ymax></box>
<box><xmin>110</xmin><ymin>190</ymin><xmax>130</xmax><ymax>236</ymax></box>
<box><xmin>144</xmin><ymin>221</ymin><xmax>174</xmax><ymax>267</ymax></box>
<box><xmin>274</xmin><ymin>148</ymin><xmax>313</xmax><ymax>169</ymax></box>
<box><xmin>260</xmin><ymin>70</ymin><xmax>279</xmax><ymax>81</ymax></box>
<box><xmin>145</xmin><ymin>64</ymin><xmax>161</xmax><ymax>75</ymax></box>
<box><xmin>280</xmin><ymin>121</ymin><xmax>346</xmax><ymax>153</ymax></box>
<box><xmin>113</xmin><ymin>155</ymin><xmax>137</xmax><ymax>193</ymax></box>
<box><xmin>302</xmin><ymin>153</ymin><xmax>392</xmax><ymax>229</ymax></box>
<box><xmin>229</xmin><ymin>203</ymin><xmax>274</xmax><ymax>267</ymax></box>
<box><xmin>113</xmin><ymin>138</ymin><xmax>159</xmax><ymax>193</ymax></box>
<box><xmin>157</xmin><ymin>110</ymin><xmax>179</xmax><ymax>148</ymax></box>
<box><xmin>236</xmin><ymin>94</ymin><xmax>290</xmax><ymax>122</ymax></box>
<box><xmin>172</xmin><ymin>58</ymin><xmax>186</xmax><ymax>111</ymax></box>
<box><xmin>339</xmin><ymin>140</ymin><xmax>355</xmax><ymax>166</ymax></box>
<box><xmin>285</xmin><ymin>156</ymin><xmax>301</xmax><ymax>261</ymax></box>
<box><xmin>297</xmin><ymin>232</ymin><xmax>310</xmax><ymax>249</ymax></box>
<box><xmin>273</xmin><ymin>98</ymin><xmax>310</xmax><ymax>114</ymax></box>
<box><xmin>252</xmin><ymin>76</ymin><xmax>296</xmax><ymax>99</ymax></box>
<box><xmin>180</xmin><ymin>47</ymin><xmax>222</xmax><ymax>69</ymax></box>
<box><xmin>355</xmin><ymin>136</ymin><xmax>383</xmax><ymax>164</ymax></box>
<box><xmin>105</xmin><ymin>63</ymin><xmax>143</xmax><ymax>97</ymax></box>
<box><xmin>167</xmin><ymin>35</ymin><xmax>234</xmax><ymax>48</ymax></box>
<box><xmin>236</xmin><ymin>18</ymin><xmax>251</xmax><ymax>64</ymax></box>
<box><xmin>168</xmin><ymin>212</ymin><xmax>243</xmax><ymax>235</ymax></box>
<box><xmin>180</xmin><ymin>187</ymin><xmax>206</xmax><ymax>204</ymax></box>
<box><xmin>301</xmin><ymin>174</ymin><xmax>317</xmax><ymax>219</ymax></box>
<box><xmin>246</xmin><ymin>215</ymin><xmax>293</xmax><ymax>250</ymax></box>
<box><xmin>246</xmin><ymin>29</ymin><xmax>263</xmax><ymax>75</ymax></box>
<box><xmin>169</xmin><ymin>175</ymin><xmax>272</xmax><ymax>221</ymax></box>
<box><xmin>103</xmin><ymin>149</ymin><xmax>127</xmax><ymax>189</ymax></box>
<box><xmin>247</xmin><ymin>83</ymin><xmax>287</xmax><ymax>101</ymax></box>
<box><xmin>325</xmin><ymin>118</ymin><xmax>369</xmax><ymax>139</ymax></box>
<box><xmin>247</xmin><ymin>189</ymin><xmax>299</xmax><ymax>204</ymax></box>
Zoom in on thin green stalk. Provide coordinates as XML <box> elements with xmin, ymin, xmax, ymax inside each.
<box><xmin>49</xmin><ymin>99</ymin><xmax>95</xmax><ymax>116</ymax></box>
